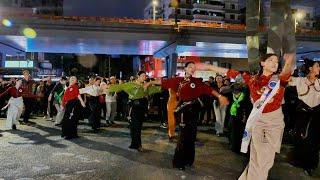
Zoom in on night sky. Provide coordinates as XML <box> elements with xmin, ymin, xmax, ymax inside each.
<box><xmin>64</xmin><ymin>0</ymin><xmax>320</xmax><ymax>18</ymax></box>
<box><xmin>64</xmin><ymin>0</ymin><xmax>149</xmax><ymax>18</ymax></box>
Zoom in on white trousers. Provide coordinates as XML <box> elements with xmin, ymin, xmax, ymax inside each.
<box><xmin>54</xmin><ymin>103</ymin><xmax>65</xmax><ymax>124</ymax></box>
<box><xmin>213</xmin><ymin>100</ymin><xmax>226</xmax><ymax>134</ymax></box>
<box><xmin>106</xmin><ymin>101</ymin><xmax>117</xmax><ymax>122</ymax></box>
<box><xmin>6</xmin><ymin>97</ymin><xmax>24</xmax><ymax>130</ymax></box>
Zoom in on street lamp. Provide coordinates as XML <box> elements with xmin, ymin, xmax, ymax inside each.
<box><xmin>171</xmin><ymin>0</ymin><xmax>179</xmax><ymax>27</ymax></box>
<box><xmin>294</xmin><ymin>11</ymin><xmax>304</xmax><ymax>32</ymax></box>
<box><xmin>152</xmin><ymin>0</ymin><xmax>158</xmax><ymax>22</ymax></box>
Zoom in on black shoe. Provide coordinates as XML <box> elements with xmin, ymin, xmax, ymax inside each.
<box><xmin>64</xmin><ymin>135</ymin><xmax>79</xmax><ymax>140</ymax></box>
<box><xmin>12</xmin><ymin>124</ymin><xmax>17</xmax><ymax>130</ymax></box>
<box><xmin>64</xmin><ymin>136</ymin><xmax>73</xmax><ymax>140</ymax></box>
<box><xmin>169</xmin><ymin>136</ymin><xmax>176</xmax><ymax>143</ymax></box>
<box><xmin>185</xmin><ymin>163</ymin><xmax>194</xmax><ymax>169</ymax></box>
<box><xmin>137</xmin><ymin>147</ymin><xmax>144</xmax><ymax>152</ymax></box>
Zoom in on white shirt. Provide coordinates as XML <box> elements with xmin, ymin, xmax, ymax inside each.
<box><xmin>79</xmin><ymin>85</ymin><xmax>100</xmax><ymax>97</ymax></box>
<box><xmin>105</xmin><ymin>89</ymin><xmax>117</xmax><ymax>102</ymax></box>
<box><xmin>289</xmin><ymin>77</ymin><xmax>320</xmax><ymax>108</ymax></box>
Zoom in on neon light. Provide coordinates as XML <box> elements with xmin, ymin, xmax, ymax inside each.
<box><xmin>2</xmin><ymin>19</ymin><xmax>12</xmax><ymax>27</ymax></box>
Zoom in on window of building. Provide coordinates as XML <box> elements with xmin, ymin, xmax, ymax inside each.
<box><xmin>5</xmin><ymin>60</ymin><xmax>34</xmax><ymax>68</ymax></box>
<box><xmin>186</xmin><ymin>0</ymin><xmax>191</xmax><ymax>4</ymax></box>
<box><xmin>306</xmin><ymin>13</ymin><xmax>310</xmax><ymax>19</ymax></box>
<box><xmin>195</xmin><ymin>0</ymin><xmax>207</xmax><ymax>4</ymax></box>
<box><xmin>186</xmin><ymin>10</ymin><xmax>191</xmax><ymax>15</ymax></box>
<box><xmin>231</xmin><ymin>4</ymin><xmax>235</xmax><ymax>9</ymax></box>
<box><xmin>313</xmin><ymin>22</ymin><xmax>316</xmax><ymax>28</ymax></box>
<box><xmin>177</xmin><ymin>9</ymin><xmax>181</xmax><ymax>14</ymax></box>
<box><xmin>306</xmin><ymin>22</ymin><xmax>310</xmax><ymax>27</ymax></box>
<box><xmin>230</xmin><ymin>14</ymin><xmax>235</xmax><ymax>19</ymax></box>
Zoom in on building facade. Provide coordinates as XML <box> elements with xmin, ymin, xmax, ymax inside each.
<box><xmin>144</xmin><ymin>0</ymin><xmax>242</xmax><ymax>24</ymax></box>
<box><xmin>262</xmin><ymin>1</ymin><xmax>317</xmax><ymax>29</ymax></box>
<box><xmin>145</xmin><ymin>0</ymin><xmax>317</xmax><ymax>29</ymax></box>
<box><xmin>0</xmin><ymin>0</ymin><xmax>64</xmax><ymax>16</ymax></box>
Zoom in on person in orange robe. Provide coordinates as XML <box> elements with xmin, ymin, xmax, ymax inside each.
<box><xmin>167</xmin><ymin>88</ymin><xmax>178</xmax><ymax>141</ymax></box>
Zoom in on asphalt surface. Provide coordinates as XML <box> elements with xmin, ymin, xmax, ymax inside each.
<box><xmin>0</xmin><ymin>117</ymin><xmax>319</xmax><ymax>180</ymax></box>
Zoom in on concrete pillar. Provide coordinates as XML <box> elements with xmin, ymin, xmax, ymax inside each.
<box><xmin>132</xmin><ymin>56</ymin><xmax>141</xmax><ymax>74</ymax></box>
<box><xmin>166</xmin><ymin>53</ymin><xmax>178</xmax><ymax>78</ymax></box>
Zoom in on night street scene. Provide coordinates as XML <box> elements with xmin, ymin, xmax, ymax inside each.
<box><xmin>0</xmin><ymin>0</ymin><xmax>320</xmax><ymax>179</ymax></box>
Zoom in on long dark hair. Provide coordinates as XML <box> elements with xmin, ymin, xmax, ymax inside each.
<box><xmin>303</xmin><ymin>58</ymin><xmax>319</xmax><ymax>76</ymax></box>
<box><xmin>257</xmin><ymin>53</ymin><xmax>280</xmax><ymax>76</ymax></box>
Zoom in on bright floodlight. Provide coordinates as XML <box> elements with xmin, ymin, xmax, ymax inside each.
<box><xmin>152</xmin><ymin>0</ymin><xmax>158</xmax><ymax>6</ymax></box>
<box><xmin>23</xmin><ymin>27</ymin><xmax>37</xmax><ymax>39</ymax></box>
<box><xmin>2</xmin><ymin>19</ymin><xmax>12</xmax><ymax>27</ymax></box>
<box><xmin>295</xmin><ymin>12</ymin><xmax>304</xmax><ymax>21</ymax></box>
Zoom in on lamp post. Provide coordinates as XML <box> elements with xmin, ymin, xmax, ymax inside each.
<box><xmin>294</xmin><ymin>11</ymin><xmax>304</xmax><ymax>32</ymax></box>
<box><xmin>171</xmin><ymin>0</ymin><xmax>179</xmax><ymax>26</ymax></box>
<box><xmin>152</xmin><ymin>0</ymin><xmax>158</xmax><ymax>22</ymax></box>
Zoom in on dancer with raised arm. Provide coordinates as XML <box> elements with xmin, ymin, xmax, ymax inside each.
<box><xmin>198</xmin><ymin>53</ymin><xmax>295</xmax><ymax>179</ymax></box>
<box><xmin>108</xmin><ymin>71</ymin><xmax>162</xmax><ymax>152</ymax></box>
<box><xmin>152</xmin><ymin>61</ymin><xmax>229</xmax><ymax>170</ymax></box>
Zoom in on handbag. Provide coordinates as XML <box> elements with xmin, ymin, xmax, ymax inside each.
<box><xmin>99</xmin><ymin>95</ymin><xmax>105</xmax><ymax>104</ymax></box>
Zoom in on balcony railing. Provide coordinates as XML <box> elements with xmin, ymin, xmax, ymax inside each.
<box><xmin>193</xmin><ymin>14</ymin><xmax>224</xmax><ymax>21</ymax></box>
<box><xmin>193</xmin><ymin>3</ymin><xmax>224</xmax><ymax>10</ymax></box>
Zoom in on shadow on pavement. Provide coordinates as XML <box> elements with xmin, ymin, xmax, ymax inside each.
<box><xmin>7</xmin><ymin>124</ymin><xmax>66</xmax><ymax>149</ymax></box>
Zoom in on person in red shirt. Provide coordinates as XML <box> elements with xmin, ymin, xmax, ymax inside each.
<box><xmin>198</xmin><ymin>53</ymin><xmax>295</xmax><ymax>179</ymax></box>
<box><xmin>151</xmin><ymin>61</ymin><xmax>229</xmax><ymax>170</ymax></box>
<box><xmin>20</xmin><ymin>70</ymin><xmax>37</xmax><ymax>124</ymax></box>
<box><xmin>0</xmin><ymin>79</ymin><xmax>24</xmax><ymax>130</ymax></box>
<box><xmin>61</xmin><ymin>76</ymin><xmax>86</xmax><ymax>140</ymax></box>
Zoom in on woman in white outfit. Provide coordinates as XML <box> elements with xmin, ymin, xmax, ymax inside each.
<box><xmin>105</xmin><ymin>76</ymin><xmax>117</xmax><ymax>125</ymax></box>
<box><xmin>213</xmin><ymin>75</ymin><xmax>227</xmax><ymax>136</ymax></box>
<box><xmin>288</xmin><ymin>59</ymin><xmax>320</xmax><ymax>176</ymax></box>
<box><xmin>0</xmin><ymin>79</ymin><xmax>24</xmax><ymax>130</ymax></box>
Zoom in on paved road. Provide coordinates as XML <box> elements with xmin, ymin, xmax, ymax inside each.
<box><xmin>0</xmin><ymin>118</ymin><xmax>319</xmax><ymax>180</ymax></box>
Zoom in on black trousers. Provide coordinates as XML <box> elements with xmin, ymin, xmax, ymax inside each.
<box><xmin>88</xmin><ymin>96</ymin><xmax>101</xmax><ymax>130</ymax></box>
<box><xmin>293</xmin><ymin>101</ymin><xmax>320</xmax><ymax>171</ymax></box>
<box><xmin>23</xmin><ymin>97</ymin><xmax>35</xmax><ymax>123</ymax></box>
<box><xmin>61</xmin><ymin>99</ymin><xmax>80</xmax><ymax>138</ymax></box>
<box><xmin>129</xmin><ymin>98</ymin><xmax>148</xmax><ymax>149</ymax></box>
<box><xmin>228</xmin><ymin>115</ymin><xmax>245</xmax><ymax>153</ymax></box>
<box><xmin>173</xmin><ymin>101</ymin><xmax>200</xmax><ymax>168</ymax></box>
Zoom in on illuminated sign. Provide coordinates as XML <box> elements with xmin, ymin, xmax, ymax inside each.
<box><xmin>5</xmin><ymin>61</ymin><xmax>34</xmax><ymax>68</ymax></box>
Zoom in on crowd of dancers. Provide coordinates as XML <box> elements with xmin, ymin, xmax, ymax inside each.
<box><xmin>0</xmin><ymin>55</ymin><xmax>319</xmax><ymax>179</ymax></box>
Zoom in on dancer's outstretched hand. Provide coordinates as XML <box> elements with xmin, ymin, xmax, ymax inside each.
<box><xmin>80</xmin><ymin>101</ymin><xmax>86</xmax><ymax>108</ymax></box>
<box><xmin>218</xmin><ymin>95</ymin><xmax>229</xmax><ymax>106</ymax></box>
<box><xmin>283</xmin><ymin>53</ymin><xmax>296</xmax><ymax>62</ymax></box>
